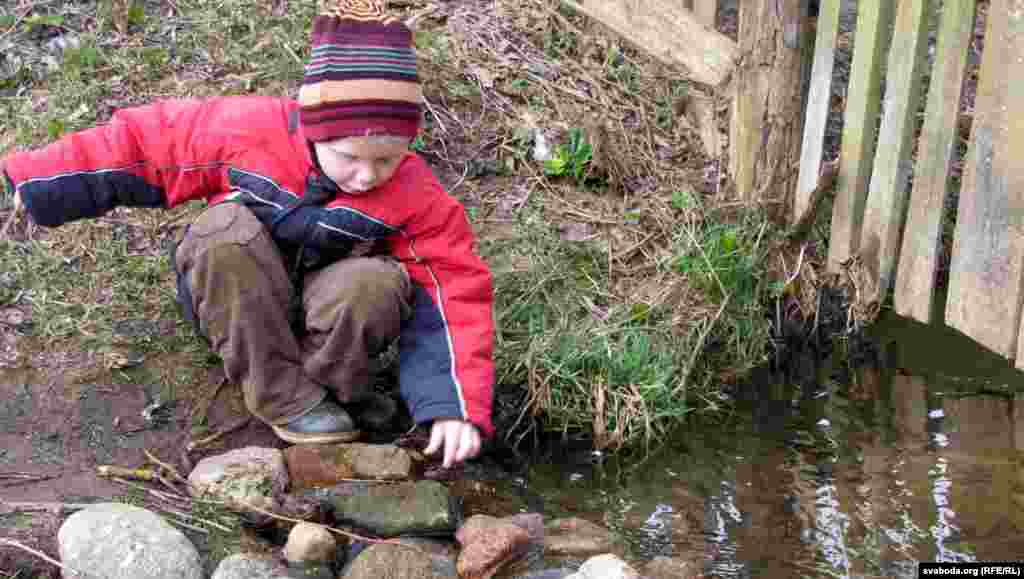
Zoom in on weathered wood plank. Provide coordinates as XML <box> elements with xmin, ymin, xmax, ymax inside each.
<box><xmin>859</xmin><ymin>0</ymin><xmax>930</xmax><ymax>296</ymax></box>
<box><xmin>945</xmin><ymin>0</ymin><xmax>1024</xmax><ymax>364</ymax></box>
<box><xmin>562</xmin><ymin>0</ymin><xmax>738</xmax><ymax>86</ymax></box>
<box><xmin>729</xmin><ymin>1</ymin><xmax>806</xmax><ymax>205</ymax></box>
<box><xmin>827</xmin><ymin>0</ymin><xmax>895</xmax><ymax>272</ymax></box>
<box><xmin>694</xmin><ymin>0</ymin><xmax>717</xmax><ymax>29</ymax></box>
<box><xmin>893</xmin><ymin>0</ymin><xmax>976</xmax><ymax>323</ymax></box>
<box><xmin>794</xmin><ymin>0</ymin><xmax>842</xmax><ymax>222</ymax></box>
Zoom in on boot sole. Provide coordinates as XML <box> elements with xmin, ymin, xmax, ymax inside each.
<box><xmin>271</xmin><ymin>425</ymin><xmax>362</xmax><ymax>445</ymax></box>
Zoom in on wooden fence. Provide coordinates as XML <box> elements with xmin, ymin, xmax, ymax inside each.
<box><xmin>795</xmin><ymin>0</ymin><xmax>1024</xmax><ymax>368</ymax></box>
<box><xmin>683</xmin><ymin>0</ymin><xmax>717</xmax><ymax>28</ymax></box>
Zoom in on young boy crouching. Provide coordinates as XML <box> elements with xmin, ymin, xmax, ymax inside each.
<box><xmin>1</xmin><ymin>0</ymin><xmax>494</xmax><ymax>468</ymax></box>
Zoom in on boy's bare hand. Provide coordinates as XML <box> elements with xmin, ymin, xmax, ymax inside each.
<box><xmin>424</xmin><ymin>419</ymin><xmax>481</xmax><ymax>468</ymax></box>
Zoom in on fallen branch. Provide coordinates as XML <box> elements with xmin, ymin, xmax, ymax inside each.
<box><xmin>0</xmin><ymin>538</ymin><xmax>83</xmax><ymax>577</ymax></box>
<box><xmin>0</xmin><ymin>501</ymin><xmax>94</xmax><ymax>515</ymax></box>
<box><xmin>237</xmin><ymin>500</ymin><xmax>429</xmax><ymax>555</ymax></box>
<box><xmin>0</xmin><ymin>209</ymin><xmax>18</xmax><ymax>241</ymax></box>
<box><xmin>143</xmin><ymin>448</ymin><xmax>190</xmax><ymax>486</ymax></box>
<box><xmin>0</xmin><ymin>472</ymin><xmax>59</xmax><ymax>487</ymax></box>
<box><xmin>96</xmin><ymin>465</ymin><xmax>156</xmax><ymax>482</ymax></box>
<box><xmin>185</xmin><ymin>416</ymin><xmax>251</xmax><ymax>452</ymax></box>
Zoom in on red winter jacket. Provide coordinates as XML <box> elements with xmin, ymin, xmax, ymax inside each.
<box><xmin>1</xmin><ymin>96</ymin><xmax>495</xmax><ymax>437</ymax></box>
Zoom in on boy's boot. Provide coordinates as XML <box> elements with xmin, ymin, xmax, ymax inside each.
<box><xmin>272</xmin><ymin>399</ymin><xmax>360</xmax><ymax>444</ymax></box>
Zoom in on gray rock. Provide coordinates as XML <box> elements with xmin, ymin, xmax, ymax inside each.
<box><xmin>566</xmin><ymin>554</ymin><xmax>642</xmax><ymax>579</ymax></box>
<box><xmin>308</xmin><ymin>479</ymin><xmax>457</xmax><ymax>537</ymax></box>
<box><xmin>211</xmin><ymin>554</ymin><xmax>290</xmax><ymax>579</ymax></box>
<box><xmin>188</xmin><ymin>446</ymin><xmax>288</xmax><ymax>511</ymax></box>
<box><xmin>58</xmin><ymin>502</ymin><xmax>202</xmax><ymax>579</ymax></box>
<box><xmin>340</xmin><ymin>543</ymin><xmax>457</xmax><ymax>579</ymax></box>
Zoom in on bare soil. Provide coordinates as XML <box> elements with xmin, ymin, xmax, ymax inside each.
<box><xmin>0</xmin><ymin>356</ymin><xmax>291</xmax><ymax>575</ymax></box>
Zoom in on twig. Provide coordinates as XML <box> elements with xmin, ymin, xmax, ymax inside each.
<box><xmin>784</xmin><ymin>242</ymin><xmax>808</xmax><ymax>287</ymax></box>
<box><xmin>0</xmin><ymin>502</ymin><xmax>94</xmax><ymax>515</ymax></box>
<box><xmin>0</xmin><ymin>210</ymin><xmax>18</xmax><ymax>241</ymax></box>
<box><xmin>449</xmin><ymin>162</ymin><xmax>471</xmax><ymax>193</ymax></box>
<box><xmin>185</xmin><ymin>416</ymin><xmax>251</xmax><ymax>452</ymax></box>
<box><xmin>161</xmin><ymin>507</ymin><xmax>234</xmax><ymax>533</ymax></box>
<box><xmin>156</xmin><ymin>472</ymin><xmax>187</xmax><ymax>496</ymax></box>
<box><xmin>96</xmin><ymin>465</ymin><xmax>156</xmax><ymax>481</ymax></box>
<box><xmin>672</xmin><ymin>297</ymin><xmax>729</xmax><ymax>397</ymax></box>
<box><xmin>0</xmin><ymin>473</ymin><xmax>58</xmax><ymax>487</ymax></box>
<box><xmin>237</xmin><ymin>500</ymin><xmax>429</xmax><ymax>554</ymax></box>
<box><xmin>420</xmin><ymin>96</ymin><xmax>449</xmax><ymax>135</ymax></box>
<box><xmin>110</xmin><ymin>478</ymin><xmax>191</xmax><ymax>508</ymax></box>
<box><xmin>279</xmin><ymin>37</ymin><xmax>303</xmax><ymax>66</ymax></box>
<box><xmin>143</xmin><ymin>448</ymin><xmax>189</xmax><ymax>486</ymax></box>
<box><xmin>179</xmin><ymin>449</ymin><xmax>193</xmax><ymax>474</ymax></box>
<box><xmin>165</xmin><ymin>517</ymin><xmax>209</xmax><ymax>534</ymax></box>
<box><xmin>0</xmin><ymin>539</ymin><xmax>83</xmax><ymax>577</ymax></box>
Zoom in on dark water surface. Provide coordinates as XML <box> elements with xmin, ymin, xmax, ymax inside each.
<box><xmin>522</xmin><ymin>312</ymin><xmax>1024</xmax><ymax>578</ymax></box>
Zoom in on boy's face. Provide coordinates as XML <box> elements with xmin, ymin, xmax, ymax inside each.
<box><xmin>313</xmin><ymin>136</ymin><xmax>411</xmax><ymax>194</ymax></box>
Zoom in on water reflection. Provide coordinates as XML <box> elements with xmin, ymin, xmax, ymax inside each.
<box><xmin>524</xmin><ymin>313</ymin><xmax>1024</xmax><ymax>578</ymax></box>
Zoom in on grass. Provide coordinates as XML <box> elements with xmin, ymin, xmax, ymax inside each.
<box><xmin>0</xmin><ymin>0</ymin><xmax>790</xmax><ymax>451</ymax></box>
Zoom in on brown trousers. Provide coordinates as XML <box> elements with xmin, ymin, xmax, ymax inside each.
<box><xmin>173</xmin><ymin>203</ymin><xmax>412</xmax><ymax>425</ymax></box>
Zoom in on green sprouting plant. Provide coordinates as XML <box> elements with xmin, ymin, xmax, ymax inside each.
<box><xmin>127</xmin><ymin>2</ymin><xmax>146</xmax><ymax>28</ymax></box>
<box><xmin>24</xmin><ymin>13</ymin><xmax>64</xmax><ymax>34</ymax></box>
<box><xmin>671</xmin><ymin>189</ymin><xmax>695</xmax><ymax>211</ymax></box>
<box><xmin>411</xmin><ymin>134</ymin><xmax>427</xmax><ymax>152</ymax></box>
<box><xmin>673</xmin><ymin>223</ymin><xmax>757</xmax><ymax>306</ymax></box>
<box><xmin>414</xmin><ymin>29</ymin><xmax>449</xmax><ymax>65</ymax></box>
<box><xmin>62</xmin><ymin>42</ymin><xmax>101</xmax><ymax>82</ymax></box>
<box><xmin>543</xmin><ymin>127</ymin><xmax>593</xmax><ymax>186</ymax></box>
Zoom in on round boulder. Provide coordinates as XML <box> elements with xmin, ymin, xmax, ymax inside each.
<box><xmin>58</xmin><ymin>502</ymin><xmax>202</xmax><ymax>579</ymax></box>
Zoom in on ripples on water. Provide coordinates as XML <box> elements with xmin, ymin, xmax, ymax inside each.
<box><xmin>523</xmin><ymin>312</ymin><xmax>1024</xmax><ymax>578</ymax></box>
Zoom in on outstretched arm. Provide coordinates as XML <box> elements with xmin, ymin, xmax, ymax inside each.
<box><xmin>0</xmin><ymin>98</ymin><xmax>252</xmax><ymax>227</ymax></box>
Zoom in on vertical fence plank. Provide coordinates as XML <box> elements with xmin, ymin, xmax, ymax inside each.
<box><xmin>794</xmin><ymin>0</ymin><xmax>842</xmax><ymax>222</ymax></box>
<box><xmin>946</xmin><ymin>0</ymin><xmax>1024</xmax><ymax>364</ymax></box>
<box><xmin>859</xmin><ymin>0</ymin><xmax>930</xmax><ymax>296</ymax></box>
<box><xmin>827</xmin><ymin>0</ymin><xmax>894</xmax><ymax>272</ymax></box>
<box><xmin>893</xmin><ymin>0</ymin><xmax>976</xmax><ymax>323</ymax></box>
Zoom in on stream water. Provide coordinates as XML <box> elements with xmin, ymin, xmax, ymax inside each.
<box><xmin>518</xmin><ymin>311</ymin><xmax>1024</xmax><ymax>578</ymax></box>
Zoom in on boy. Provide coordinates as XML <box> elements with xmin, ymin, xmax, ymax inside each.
<box><xmin>0</xmin><ymin>0</ymin><xmax>494</xmax><ymax>468</ymax></box>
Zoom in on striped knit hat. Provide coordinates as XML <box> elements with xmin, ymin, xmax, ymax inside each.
<box><xmin>299</xmin><ymin>0</ymin><xmax>422</xmax><ymax>142</ymax></box>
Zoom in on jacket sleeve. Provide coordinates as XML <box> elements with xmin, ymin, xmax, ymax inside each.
<box><xmin>1</xmin><ymin>99</ymin><xmax>231</xmax><ymax>227</ymax></box>
<box><xmin>396</xmin><ymin>186</ymin><xmax>496</xmax><ymax>438</ymax></box>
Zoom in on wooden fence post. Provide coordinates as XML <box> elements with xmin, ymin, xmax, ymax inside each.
<box><xmin>893</xmin><ymin>0</ymin><xmax>976</xmax><ymax>323</ymax></box>
<box><xmin>945</xmin><ymin>0</ymin><xmax>1024</xmax><ymax>365</ymax></box>
<box><xmin>859</xmin><ymin>0</ymin><xmax>930</xmax><ymax>297</ymax></box>
<box><xmin>827</xmin><ymin>0</ymin><xmax>894</xmax><ymax>272</ymax></box>
<box><xmin>729</xmin><ymin>0</ymin><xmax>806</xmax><ymax>207</ymax></box>
<box><xmin>794</xmin><ymin>0</ymin><xmax>842</xmax><ymax>222</ymax></box>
